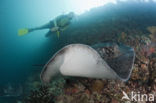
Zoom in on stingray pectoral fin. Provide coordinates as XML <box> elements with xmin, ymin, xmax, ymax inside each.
<box><xmin>40</xmin><ymin>54</ymin><xmax>65</xmax><ymax>83</ymax></box>
<box><xmin>106</xmin><ymin>48</ymin><xmax>135</xmax><ymax>81</ymax></box>
<box><xmin>59</xmin><ymin>44</ymin><xmax>102</xmax><ymax>77</ymax></box>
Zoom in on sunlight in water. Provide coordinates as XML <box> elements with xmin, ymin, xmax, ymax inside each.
<box><xmin>68</xmin><ymin>0</ymin><xmax>156</xmax><ymax>14</ymax></box>
<box><xmin>68</xmin><ymin>0</ymin><xmax>117</xmax><ymax>14</ymax></box>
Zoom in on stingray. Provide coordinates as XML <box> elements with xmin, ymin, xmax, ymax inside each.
<box><xmin>40</xmin><ymin>43</ymin><xmax>135</xmax><ymax>83</ymax></box>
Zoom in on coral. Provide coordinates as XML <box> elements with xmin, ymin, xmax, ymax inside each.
<box><xmin>24</xmin><ymin>86</ymin><xmax>55</xmax><ymax>103</ymax></box>
<box><xmin>91</xmin><ymin>80</ymin><xmax>105</xmax><ymax>93</ymax></box>
<box><xmin>23</xmin><ymin>73</ymin><xmax>65</xmax><ymax>103</ymax></box>
<box><xmin>48</xmin><ymin>77</ymin><xmax>65</xmax><ymax>96</ymax></box>
<box><xmin>147</xmin><ymin>26</ymin><xmax>156</xmax><ymax>43</ymax></box>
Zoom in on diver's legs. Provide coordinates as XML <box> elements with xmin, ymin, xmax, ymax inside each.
<box><xmin>28</xmin><ymin>20</ymin><xmax>54</xmax><ymax>32</ymax></box>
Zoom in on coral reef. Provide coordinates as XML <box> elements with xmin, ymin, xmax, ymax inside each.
<box><xmin>23</xmin><ymin>72</ymin><xmax>65</xmax><ymax>103</ymax></box>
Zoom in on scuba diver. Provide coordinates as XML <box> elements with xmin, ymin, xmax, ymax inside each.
<box><xmin>18</xmin><ymin>12</ymin><xmax>75</xmax><ymax>38</ymax></box>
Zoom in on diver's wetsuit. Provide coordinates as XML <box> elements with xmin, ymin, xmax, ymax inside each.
<box><xmin>29</xmin><ymin>15</ymin><xmax>71</xmax><ymax>32</ymax></box>
<box><xmin>28</xmin><ymin>15</ymin><xmax>72</xmax><ymax>37</ymax></box>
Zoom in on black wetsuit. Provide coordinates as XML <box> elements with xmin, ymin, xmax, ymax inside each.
<box><xmin>29</xmin><ymin>15</ymin><xmax>71</xmax><ymax>32</ymax></box>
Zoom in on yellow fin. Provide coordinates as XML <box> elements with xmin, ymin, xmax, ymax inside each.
<box><xmin>18</xmin><ymin>28</ymin><xmax>29</xmax><ymax>36</ymax></box>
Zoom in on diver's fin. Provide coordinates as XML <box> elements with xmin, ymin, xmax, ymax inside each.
<box><xmin>18</xmin><ymin>28</ymin><xmax>29</xmax><ymax>36</ymax></box>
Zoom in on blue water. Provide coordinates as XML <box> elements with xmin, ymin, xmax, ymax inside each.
<box><xmin>1</xmin><ymin>1</ymin><xmax>52</xmax><ymax>84</ymax></box>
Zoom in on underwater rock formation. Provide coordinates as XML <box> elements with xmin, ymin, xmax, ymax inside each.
<box><xmin>40</xmin><ymin>43</ymin><xmax>135</xmax><ymax>83</ymax></box>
